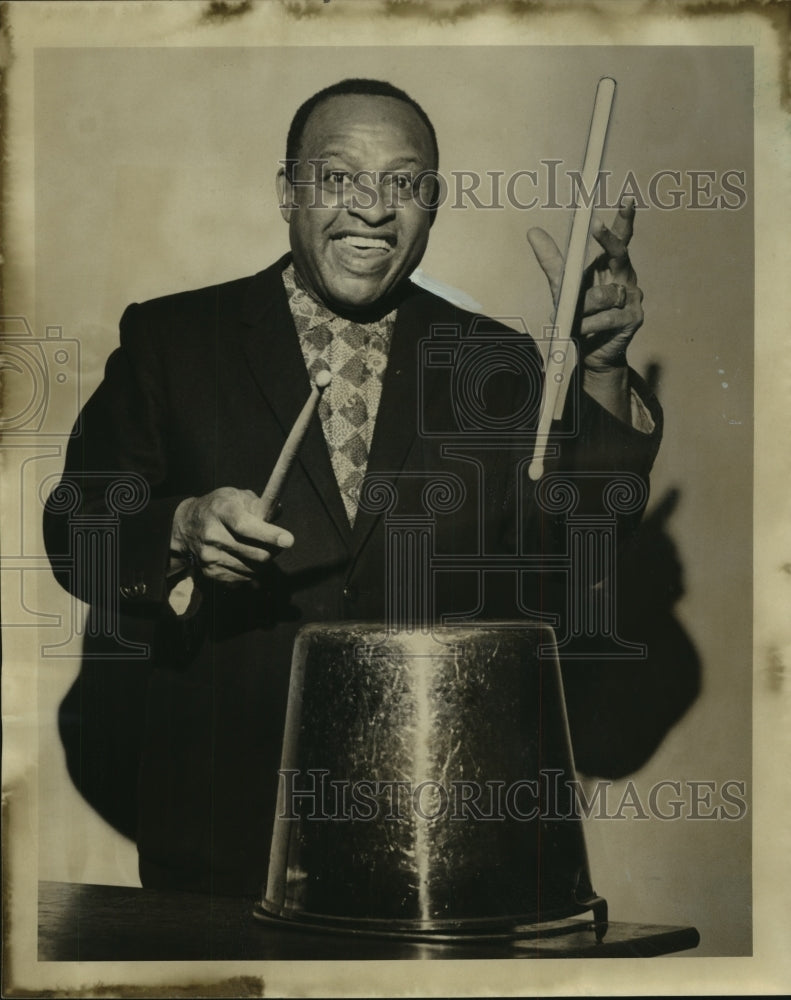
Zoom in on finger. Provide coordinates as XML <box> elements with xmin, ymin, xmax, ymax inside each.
<box><xmin>590</xmin><ymin>255</ymin><xmax>637</xmax><ymax>295</ymax></box>
<box><xmin>222</xmin><ymin>509</ymin><xmax>294</xmax><ymax>550</ymax></box>
<box><xmin>591</xmin><ymin>228</ymin><xmax>636</xmax><ymax>286</ymax></box>
<box><xmin>590</xmin><ymin>217</ymin><xmax>628</xmax><ymax>263</ymax></box>
<box><xmin>204</xmin><ymin>532</ymin><xmax>282</xmax><ymax>565</ymax></box>
<box><xmin>582</xmin><ymin>283</ymin><xmax>627</xmax><ymax>316</ymax></box>
<box><xmin>526</xmin><ymin>227</ymin><xmax>564</xmax><ymax>305</ymax></box>
<box><xmin>609</xmin><ymin>199</ymin><xmax>636</xmax><ymax>245</ymax></box>
<box><xmin>196</xmin><ymin>546</ymin><xmax>260</xmax><ymax>580</ymax></box>
<box><xmin>580</xmin><ymin>309</ymin><xmax>638</xmax><ymax>337</ymax></box>
<box><xmin>579</xmin><ymin>292</ymin><xmax>644</xmax><ymax>336</ymax></box>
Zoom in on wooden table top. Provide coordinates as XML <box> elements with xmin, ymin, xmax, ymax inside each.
<box><xmin>38</xmin><ymin>881</ymin><xmax>700</xmax><ymax>962</ymax></box>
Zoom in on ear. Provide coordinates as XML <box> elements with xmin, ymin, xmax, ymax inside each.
<box><xmin>277</xmin><ymin>167</ymin><xmax>293</xmax><ymax>223</ymax></box>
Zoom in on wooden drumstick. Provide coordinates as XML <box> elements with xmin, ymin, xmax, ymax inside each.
<box><xmin>260</xmin><ymin>371</ymin><xmax>332</xmax><ymax>520</ymax></box>
<box><xmin>528</xmin><ymin>77</ymin><xmax>616</xmax><ymax>481</ymax></box>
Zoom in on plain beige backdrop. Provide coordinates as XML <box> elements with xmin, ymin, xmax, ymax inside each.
<box><xmin>3</xmin><ymin>2</ymin><xmax>787</xmax><ymax>997</ymax></box>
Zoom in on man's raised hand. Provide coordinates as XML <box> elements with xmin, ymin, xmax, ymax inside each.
<box><xmin>526</xmin><ymin>200</ymin><xmax>644</xmax><ymax>374</ymax></box>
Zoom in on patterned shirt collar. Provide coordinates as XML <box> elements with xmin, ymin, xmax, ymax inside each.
<box><xmin>281</xmin><ymin>261</ymin><xmax>397</xmax><ymax>336</ymax></box>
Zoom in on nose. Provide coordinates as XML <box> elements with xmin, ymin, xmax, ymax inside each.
<box><xmin>345</xmin><ymin>173</ymin><xmax>397</xmax><ymax>226</ymax></box>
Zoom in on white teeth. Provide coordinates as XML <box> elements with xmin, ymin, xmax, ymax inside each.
<box><xmin>339</xmin><ymin>235</ymin><xmax>390</xmax><ymax>250</ymax></box>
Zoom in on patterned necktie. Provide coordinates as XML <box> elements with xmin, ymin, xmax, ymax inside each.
<box><xmin>283</xmin><ymin>264</ymin><xmax>396</xmax><ymax>526</ymax></box>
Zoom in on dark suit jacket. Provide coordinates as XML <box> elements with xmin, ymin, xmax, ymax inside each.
<box><xmin>44</xmin><ymin>253</ymin><xmax>662</xmax><ymax>895</ymax></box>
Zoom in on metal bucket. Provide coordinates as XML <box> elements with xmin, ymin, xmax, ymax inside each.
<box><xmin>257</xmin><ymin>622</ymin><xmax>606</xmax><ymax>939</ymax></box>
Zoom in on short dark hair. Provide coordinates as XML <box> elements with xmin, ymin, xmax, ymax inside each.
<box><xmin>285</xmin><ymin>78</ymin><xmax>439</xmax><ymax>172</ymax></box>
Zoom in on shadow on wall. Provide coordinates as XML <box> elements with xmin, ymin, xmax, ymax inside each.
<box><xmin>562</xmin><ymin>485</ymin><xmax>702</xmax><ymax>779</ymax></box>
<box><xmin>58</xmin><ymin>658</ymin><xmax>152</xmax><ymax>841</ymax></box>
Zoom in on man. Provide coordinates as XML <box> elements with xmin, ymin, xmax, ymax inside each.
<box><xmin>44</xmin><ymin>78</ymin><xmax>661</xmax><ymax>896</ymax></box>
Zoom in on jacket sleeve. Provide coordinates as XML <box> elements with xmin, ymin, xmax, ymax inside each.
<box><xmin>542</xmin><ymin>367</ymin><xmax>663</xmax><ymax>542</ymax></box>
<box><xmin>482</xmin><ymin>361</ymin><xmax>663</xmax><ymax>615</ymax></box>
<box><xmin>43</xmin><ymin>303</ymin><xmax>190</xmax><ymax>617</ymax></box>
<box><xmin>555</xmin><ymin>368</ymin><xmax>662</xmax><ymax>478</ymax></box>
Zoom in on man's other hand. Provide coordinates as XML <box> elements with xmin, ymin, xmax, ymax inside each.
<box><xmin>527</xmin><ymin>200</ymin><xmax>644</xmax><ymax>369</ymax></box>
<box><xmin>527</xmin><ymin>200</ymin><xmax>644</xmax><ymax>423</ymax></box>
<box><xmin>170</xmin><ymin>487</ymin><xmax>294</xmax><ymax>586</ymax></box>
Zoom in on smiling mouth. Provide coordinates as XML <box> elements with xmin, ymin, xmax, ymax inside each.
<box><xmin>334</xmin><ymin>234</ymin><xmax>394</xmax><ymax>253</ymax></box>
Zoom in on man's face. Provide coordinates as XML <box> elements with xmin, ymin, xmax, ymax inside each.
<box><xmin>278</xmin><ymin>94</ymin><xmax>436</xmax><ymax>313</ymax></box>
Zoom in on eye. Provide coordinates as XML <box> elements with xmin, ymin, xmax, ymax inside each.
<box><xmin>324</xmin><ymin>170</ymin><xmax>350</xmax><ymax>187</ymax></box>
<box><xmin>390</xmin><ymin>173</ymin><xmax>413</xmax><ymax>191</ymax></box>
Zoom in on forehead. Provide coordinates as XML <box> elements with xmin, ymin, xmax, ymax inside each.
<box><xmin>299</xmin><ymin>94</ymin><xmax>435</xmax><ymax>166</ymax></box>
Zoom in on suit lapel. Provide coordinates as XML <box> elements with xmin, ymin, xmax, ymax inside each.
<box><xmin>236</xmin><ymin>261</ymin><xmax>455</xmax><ymax>560</ymax></box>
<box><xmin>236</xmin><ymin>256</ymin><xmax>352</xmax><ymax>547</ymax></box>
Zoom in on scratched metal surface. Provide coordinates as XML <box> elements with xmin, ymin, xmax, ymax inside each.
<box><xmin>263</xmin><ymin>623</ymin><xmax>599</xmax><ymax>933</ymax></box>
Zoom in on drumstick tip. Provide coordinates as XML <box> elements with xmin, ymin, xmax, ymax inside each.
<box><xmin>315</xmin><ymin>371</ymin><xmax>332</xmax><ymax>390</ymax></box>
